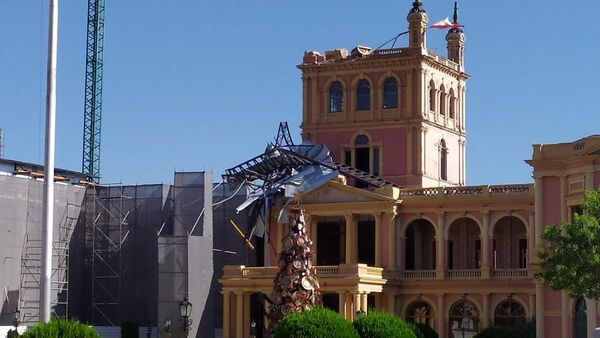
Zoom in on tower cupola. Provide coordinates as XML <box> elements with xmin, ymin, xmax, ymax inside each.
<box><xmin>446</xmin><ymin>1</ymin><xmax>465</xmax><ymax>68</ymax></box>
<box><xmin>407</xmin><ymin>0</ymin><xmax>428</xmax><ymax>50</ymax></box>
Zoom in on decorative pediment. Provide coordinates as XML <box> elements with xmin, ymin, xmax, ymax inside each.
<box><xmin>299</xmin><ymin>181</ymin><xmax>393</xmax><ymax>205</ymax></box>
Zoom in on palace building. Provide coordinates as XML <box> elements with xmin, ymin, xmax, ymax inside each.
<box><xmin>219</xmin><ymin>2</ymin><xmax>600</xmax><ymax>337</ymax></box>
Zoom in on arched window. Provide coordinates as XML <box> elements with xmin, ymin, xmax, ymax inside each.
<box><xmin>344</xmin><ymin>134</ymin><xmax>380</xmax><ymax>186</ymax></box>
<box><xmin>354</xmin><ymin>134</ymin><xmax>370</xmax><ymax>146</ymax></box>
<box><xmin>449</xmin><ymin>89</ymin><xmax>456</xmax><ymax>119</ymax></box>
<box><xmin>574</xmin><ymin>298</ymin><xmax>587</xmax><ymax>338</ymax></box>
<box><xmin>329</xmin><ymin>81</ymin><xmax>344</xmax><ymax>113</ymax></box>
<box><xmin>440</xmin><ymin>139</ymin><xmax>448</xmax><ymax>181</ymax></box>
<box><xmin>494</xmin><ymin>299</ymin><xmax>526</xmax><ymax>327</ymax></box>
<box><xmin>449</xmin><ymin>300</ymin><xmax>479</xmax><ymax>335</ymax></box>
<box><xmin>406</xmin><ymin>301</ymin><xmax>435</xmax><ymax>327</ymax></box>
<box><xmin>429</xmin><ymin>81</ymin><xmax>436</xmax><ymax>112</ymax></box>
<box><xmin>440</xmin><ymin>86</ymin><xmax>446</xmax><ymax>116</ymax></box>
<box><xmin>356</xmin><ymin>79</ymin><xmax>370</xmax><ymax>111</ymax></box>
<box><xmin>383</xmin><ymin>77</ymin><xmax>398</xmax><ymax>109</ymax></box>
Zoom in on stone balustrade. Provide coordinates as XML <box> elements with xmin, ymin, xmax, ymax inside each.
<box><xmin>492</xmin><ymin>268</ymin><xmax>528</xmax><ymax>279</ymax></box>
<box><xmin>403</xmin><ymin>270</ymin><xmax>436</xmax><ymax>279</ymax></box>
<box><xmin>223</xmin><ymin>264</ymin><xmax>383</xmax><ymax>281</ymax></box>
<box><xmin>398</xmin><ymin>184</ymin><xmax>533</xmax><ymax>199</ymax></box>
<box><xmin>448</xmin><ymin>269</ymin><xmax>482</xmax><ymax>279</ymax></box>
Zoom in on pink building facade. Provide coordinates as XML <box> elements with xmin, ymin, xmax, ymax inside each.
<box><xmin>220</xmin><ymin>2</ymin><xmax>600</xmax><ymax>337</ymax></box>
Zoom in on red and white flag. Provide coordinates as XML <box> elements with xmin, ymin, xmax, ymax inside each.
<box><xmin>429</xmin><ymin>17</ymin><xmax>461</xmax><ymax>29</ymax></box>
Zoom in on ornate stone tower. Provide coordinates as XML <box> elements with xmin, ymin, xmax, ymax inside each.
<box><xmin>299</xmin><ymin>1</ymin><xmax>468</xmax><ymax>188</ymax></box>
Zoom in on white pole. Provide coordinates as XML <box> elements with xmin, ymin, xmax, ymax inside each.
<box><xmin>40</xmin><ymin>0</ymin><xmax>58</xmax><ymax>324</ymax></box>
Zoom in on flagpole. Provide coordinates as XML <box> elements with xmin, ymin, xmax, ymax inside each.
<box><xmin>40</xmin><ymin>0</ymin><xmax>59</xmax><ymax>324</ymax></box>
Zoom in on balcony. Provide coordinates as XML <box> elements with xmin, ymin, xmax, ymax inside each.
<box><xmin>398</xmin><ymin>184</ymin><xmax>534</xmax><ymax>199</ymax></box>
<box><xmin>221</xmin><ymin>264</ymin><xmax>386</xmax><ymax>293</ymax></box>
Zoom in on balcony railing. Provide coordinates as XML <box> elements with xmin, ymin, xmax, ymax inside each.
<box><xmin>399</xmin><ymin>184</ymin><xmax>533</xmax><ymax>199</ymax></box>
<box><xmin>448</xmin><ymin>269</ymin><xmax>481</xmax><ymax>279</ymax></box>
<box><xmin>224</xmin><ymin>264</ymin><xmax>384</xmax><ymax>281</ymax></box>
<box><xmin>492</xmin><ymin>268</ymin><xmax>528</xmax><ymax>279</ymax></box>
<box><xmin>403</xmin><ymin>270</ymin><xmax>436</xmax><ymax>279</ymax></box>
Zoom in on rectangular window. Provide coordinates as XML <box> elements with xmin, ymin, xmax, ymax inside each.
<box><xmin>344</xmin><ymin>149</ymin><xmax>352</xmax><ymax>166</ymax></box>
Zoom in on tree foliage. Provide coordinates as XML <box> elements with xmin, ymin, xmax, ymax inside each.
<box><xmin>539</xmin><ymin>190</ymin><xmax>600</xmax><ymax>300</ymax></box>
<box><xmin>21</xmin><ymin>319</ymin><xmax>99</xmax><ymax>338</ymax></box>
<box><xmin>353</xmin><ymin>311</ymin><xmax>416</xmax><ymax>338</ymax></box>
<box><xmin>273</xmin><ymin>306</ymin><xmax>359</xmax><ymax>338</ymax></box>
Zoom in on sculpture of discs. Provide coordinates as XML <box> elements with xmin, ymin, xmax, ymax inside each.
<box><xmin>268</xmin><ymin>208</ymin><xmax>320</xmax><ymax>333</ymax></box>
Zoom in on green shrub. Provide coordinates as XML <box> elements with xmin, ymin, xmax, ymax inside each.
<box><xmin>474</xmin><ymin>326</ymin><xmax>532</xmax><ymax>338</ymax></box>
<box><xmin>353</xmin><ymin>311</ymin><xmax>416</xmax><ymax>338</ymax></box>
<box><xmin>274</xmin><ymin>306</ymin><xmax>359</xmax><ymax>338</ymax></box>
<box><xmin>21</xmin><ymin>319</ymin><xmax>99</xmax><ymax>338</ymax></box>
<box><xmin>121</xmin><ymin>321</ymin><xmax>139</xmax><ymax>338</ymax></box>
<box><xmin>411</xmin><ymin>322</ymin><xmax>439</xmax><ymax>338</ymax></box>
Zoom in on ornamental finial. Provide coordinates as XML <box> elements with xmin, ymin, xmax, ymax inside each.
<box><xmin>449</xmin><ymin>1</ymin><xmax>463</xmax><ymax>33</ymax></box>
<box><xmin>453</xmin><ymin>1</ymin><xmax>459</xmax><ymax>23</ymax></box>
<box><xmin>410</xmin><ymin>0</ymin><xmax>425</xmax><ymax>13</ymax></box>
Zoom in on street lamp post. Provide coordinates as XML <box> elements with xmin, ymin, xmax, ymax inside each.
<box><xmin>179</xmin><ymin>297</ymin><xmax>193</xmax><ymax>338</ymax></box>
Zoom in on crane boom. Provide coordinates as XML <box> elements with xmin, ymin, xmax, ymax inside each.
<box><xmin>82</xmin><ymin>0</ymin><xmax>105</xmax><ymax>182</ymax></box>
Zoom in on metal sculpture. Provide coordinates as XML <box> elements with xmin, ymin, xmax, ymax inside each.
<box><xmin>268</xmin><ymin>208</ymin><xmax>320</xmax><ymax>331</ymax></box>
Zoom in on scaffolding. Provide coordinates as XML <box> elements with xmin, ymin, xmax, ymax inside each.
<box><xmin>91</xmin><ymin>185</ymin><xmax>132</xmax><ymax>326</ymax></box>
<box><xmin>18</xmin><ymin>181</ymin><xmax>82</xmax><ymax>324</ymax></box>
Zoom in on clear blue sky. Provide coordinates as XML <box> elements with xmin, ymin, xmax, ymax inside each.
<box><xmin>1</xmin><ymin>1</ymin><xmax>598</xmax><ymax>185</ymax></box>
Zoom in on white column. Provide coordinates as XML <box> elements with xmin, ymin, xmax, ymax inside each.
<box><xmin>338</xmin><ymin>291</ymin><xmax>346</xmax><ymax>318</ymax></box>
<box><xmin>481</xmin><ymin>211</ymin><xmax>490</xmax><ymax>279</ymax></box>
<box><xmin>437</xmin><ymin>294</ymin><xmax>445</xmax><ymax>337</ymax></box>
<box><xmin>536</xmin><ymin>283</ymin><xmax>545</xmax><ymax>338</ymax></box>
<box><xmin>387</xmin><ymin>294</ymin><xmax>395</xmax><ymax>313</ymax></box>
<box><xmin>345</xmin><ymin>213</ymin><xmax>354</xmax><ymax>264</ymax></box>
<box><xmin>436</xmin><ymin>212</ymin><xmax>445</xmax><ymax>280</ymax></box>
<box><xmin>361</xmin><ymin>293</ymin><xmax>368</xmax><ymax>313</ymax></box>
<box><xmin>387</xmin><ymin>213</ymin><xmax>396</xmax><ymax>269</ymax></box>
<box><xmin>528</xmin><ymin>293</ymin><xmax>535</xmax><ymax>321</ymax></box>
<box><xmin>534</xmin><ymin>176</ymin><xmax>544</xmax><ymax>248</ymax></box>
<box><xmin>374</xmin><ymin>213</ymin><xmax>382</xmax><ymax>267</ymax></box>
<box><xmin>223</xmin><ymin>292</ymin><xmax>231</xmax><ymax>338</ymax></box>
<box><xmin>422</xmin><ymin>127</ymin><xmax>427</xmax><ymax>176</ymax></box>
<box><xmin>243</xmin><ymin>293</ymin><xmax>251</xmax><ymax>338</ymax></box>
<box><xmin>528</xmin><ymin>210</ymin><xmax>536</xmax><ymax>265</ymax></box>
<box><xmin>407</xmin><ymin>127</ymin><xmax>413</xmax><ymax>175</ymax></box>
<box><xmin>461</xmin><ymin>140</ymin><xmax>467</xmax><ymax>185</ymax></box>
<box><xmin>346</xmin><ymin>293</ymin><xmax>353</xmax><ymax>320</ymax></box>
<box><xmin>587</xmin><ymin>298</ymin><xmax>597</xmax><ymax>338</ymax></box>
<box><xmin>310</xmin><ymin>217</ymin><xmax>318</xmax><ymax>263</ymax></box>
<box><xmin>562</xmin><ymin>291</ymin><xmax>569</xmax><ymax>338</ymax></box>
<box><xmin>235</xmin><ymin>292</ymin><xmax>244</xmax><ymax>338</ymax></box>
<box><xmin>354</xmin><ymin>292</ymin><xmax>361</xmax><ymax>316</ymax></box>
<box><xmin>482</xmin><ymin>293</ymin><xmax>490</xmax><ymax>329</ymax></box>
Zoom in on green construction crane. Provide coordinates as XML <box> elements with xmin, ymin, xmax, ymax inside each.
<box><xmin>82</xmin><ymin>0</ymin><xmax>105</xmax><ymax>182</ymax></box>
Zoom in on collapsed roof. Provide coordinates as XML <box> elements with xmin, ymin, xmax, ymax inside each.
<box><xmin>223</xmin><ymin>123</ymin><xmax>397</xmax><ymax>213</ymax></box>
